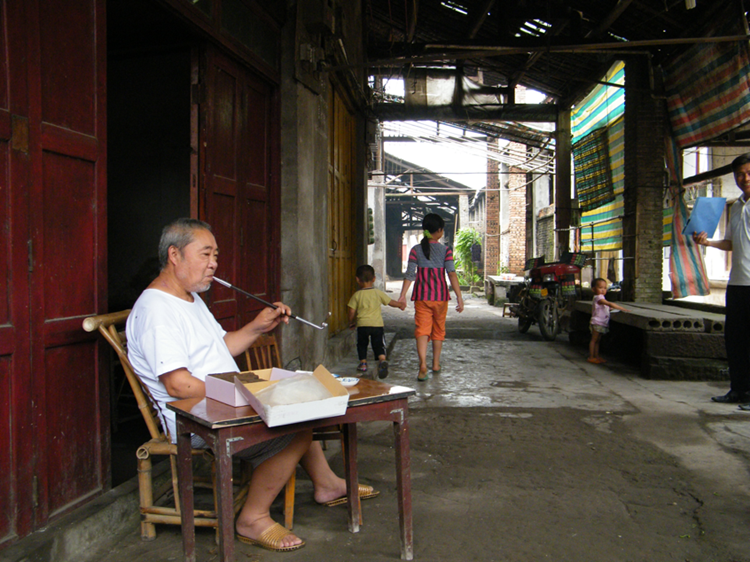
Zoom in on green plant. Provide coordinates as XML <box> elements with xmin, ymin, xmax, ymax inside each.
<box><xmin>454</xmin><ymin>228</ymin><xmax>482</xmax><ymax>286</ymax></box>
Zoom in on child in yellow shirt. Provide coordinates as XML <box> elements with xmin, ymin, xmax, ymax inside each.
<box><xmin>348</xmin><ymin>265</ymin><xmax>405</xmax><ymax>378</ymax></box>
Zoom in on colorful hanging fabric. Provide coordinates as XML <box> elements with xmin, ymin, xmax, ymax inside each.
<box><xmin>665</xmin><ymin>135</ymin><xmax>710</xmax><ymax>298</ymax></box>
<box><xmin>572</xmin><ymin>127</ymin><xmax>615</xmax><ymax>212</ymax></box>
<box><xmin>572</xmin><ymin>63</ymin><xmax>625</xmax><ymax>250</ymax></box>
<box><xmin>664</xmin><ymin>15</ymin><xmax>750</xmax><ymax>148</ymax></box>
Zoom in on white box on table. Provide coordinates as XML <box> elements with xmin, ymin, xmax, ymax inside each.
<box><xmin>205</xmin><ymin>365</ymin><xmax>349</xmax><ymax>427</ymax></box>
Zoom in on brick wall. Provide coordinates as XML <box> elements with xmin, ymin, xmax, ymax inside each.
<box><xmin>485</xmin><ymin>141</ymin><xmax>500</xmax><ymax>277</ymax></box>
<box><xmin>508</xmin><ymin>165</ymin><xmax>526</xmax><ymax>274</ymax></box>
<box><xmin>623</xmin><ymin>57</ymin><xmax>665</xmax><ymax>303</ymax></box>
<box><xmin>536</xmin><ymin>206</ymin><xmax>555</xmax><ymax>260</ymax></box>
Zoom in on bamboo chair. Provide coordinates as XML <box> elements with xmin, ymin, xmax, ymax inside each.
<box><xmin>244</xmin><ymin>334</ymin><xmax>345</xmax><ymax>530</ymax></box>
<box><xmin>83</xmin><ymin>310</ymin><xmax>250</xmax><ymax>540</ymax></box>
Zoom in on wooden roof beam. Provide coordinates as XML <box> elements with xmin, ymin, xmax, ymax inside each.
<box><xmin>585</xmin><ymin>0</ymin><xmax>635</xmax><ymax>39</ymax></box>
<box><xmin>466</xmin><ymin>0</ymin><xmax>497</xmax><ymax>39</ymax></box>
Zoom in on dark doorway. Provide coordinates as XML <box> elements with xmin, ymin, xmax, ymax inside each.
<box><xmin>106</xmin><ymin>0</ymin><xmax>197</xmax><ymax>485</ymax></box>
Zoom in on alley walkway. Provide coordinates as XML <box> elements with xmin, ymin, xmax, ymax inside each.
<box><xmin>7</xmin><ymin>288</ymin><xmax>750</xmax><ymax>562</ymax></box>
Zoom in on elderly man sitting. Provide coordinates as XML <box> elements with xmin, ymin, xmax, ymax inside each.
<box><xmin>126</xmin><ymin>218</ymin><xmax>377</xmax><ymax>552</ymax></box>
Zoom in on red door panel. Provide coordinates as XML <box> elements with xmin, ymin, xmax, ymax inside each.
<box><xmin>39</xmin><ymin>0</ymin><xmax>96</xmax><ymax>134</ymax></box>
<box><xmin>0</xmin><ymin>0</ymin><xmax>29</xmax><ymax>545</ymax></box>
<box><xmin>44</xmin><ymin>342</ymin><xmax>100</xmax><ymax>515</ymax></box>
<box><xmin>0</xmin><ymin>0</ymin><xmax>106</xmax><ymax>547</ymax></box>
<box><xmin>25</xmin><ymin>0</ymin><xmax>107</xmax><ymax>532</ymax></box>
<box><xmin>41</xmin><ymin>153</ymin><xmax>96</xmax><ymax>318</ymax></box>
<box><xmin>202</xmin><ymin>47</ymin><xmax>279</xmax><ymax>334</ymax></box>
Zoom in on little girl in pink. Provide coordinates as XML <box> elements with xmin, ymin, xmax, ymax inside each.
<box><xmin>588</xmin><ymin>278</ymin><xmax>629</xmax><ymax>364</ymax></box>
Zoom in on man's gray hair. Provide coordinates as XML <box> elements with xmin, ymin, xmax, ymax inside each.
<box><xmin>158</xmin><ymin>218</ymin><xmax>212</xmax><ymax>269</ymax></box>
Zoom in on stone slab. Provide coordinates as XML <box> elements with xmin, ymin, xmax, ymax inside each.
<box><xmin>643</xmin><ymin>356</ymin><xmax>729</xmax><ymax>381</ymax></box>
<box><xmin>642</xmin><ymin>331</ymin><xmax>727</xmax><ymax>360</ymax></box>
<box><xmin>574</xmin><ymin>301</ymin><xmax>705</xmax><ymax>332</ymax></box>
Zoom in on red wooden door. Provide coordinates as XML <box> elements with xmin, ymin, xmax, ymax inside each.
<box><xmin>0</xmin><ymin>0</ymin><xmax>107</xmax><ymax>545</ymax></box>
<box><xmin>201</xmin><ymin>47</ymin><xmax>280</xmax><ymax>332</ymax></box>
<box><xmin>0</xmin><ymin>1</ymin><xmax>30</xmax><ymax>544</ymax></box>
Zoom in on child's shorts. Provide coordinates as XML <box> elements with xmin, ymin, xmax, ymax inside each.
<box><xmin>414</xmin><ymin>300</ymin><xmax>449</xmax><ymax>341</ymax></box>
<box><xmin>590</xmin><ymin>323</ymin><xmax>609</xmax><ymax>334</ymax></box>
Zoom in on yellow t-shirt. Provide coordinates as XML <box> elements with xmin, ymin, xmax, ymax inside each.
<box><xmin>347</xmin><ymin>288</ymin><xmax>392</xmax><ymax>327</ymax></box>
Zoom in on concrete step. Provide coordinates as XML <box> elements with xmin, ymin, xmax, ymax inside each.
<box><xmin>1</xmin><ymin>474</ymin><xmax>144</xmax><ymax>562</ymax></box>
<box><xmin>643</xmin><ymin>356</ymin><xmax>729</xmax><ymax>381</ymax></box>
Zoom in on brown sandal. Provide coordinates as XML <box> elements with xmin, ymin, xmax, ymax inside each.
<box><xmin>318</xmin><ymin>483</ymin><xmax>380</xmax><ymax>507</ymax></box>
<box><xmin>237</xmin><ymin>522</ymin><xmax>305</xmax><ymax>552</ymax></box>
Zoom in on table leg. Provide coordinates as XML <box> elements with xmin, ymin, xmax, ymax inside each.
<box><xmin>394</xmin><ymin>408</ymin><xmax>413</xmax><ymax>560</ymax></box>
<box><xmin>176</xmin><ymin>427</ymin><xmax>196</xmax><ymax>562</ymax></box>
<box><xmin>215</xmin><ymin>435</ymin><xmax>237</xmax><ymax>562</ymax></box>
<box><xmin>342</xmin><ymin>422</ymin><xmax>360</xmax><ymax>533</ymax></box>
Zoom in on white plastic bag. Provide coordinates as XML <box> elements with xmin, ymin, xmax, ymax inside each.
<box><xmin>253</xmin><ymin>374</ymin><xmax>332</xmax><ymax>406</ymax></box>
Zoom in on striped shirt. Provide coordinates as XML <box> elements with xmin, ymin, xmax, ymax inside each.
<box><xmin>405</xmin><ymin>241</ymin><xmax>455</xmax><ymax>301</ymax></box>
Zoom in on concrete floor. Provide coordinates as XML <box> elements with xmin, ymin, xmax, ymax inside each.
<box><xmin>7</xmin><ymin>285</ymin><xmax>750</xmax><ymax>562</ymax></box>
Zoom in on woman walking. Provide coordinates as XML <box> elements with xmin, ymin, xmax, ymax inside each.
<box><xmin>398</xmin><ymin>213</ymin><xmax>464</xmax><ymax>381</ymax></box>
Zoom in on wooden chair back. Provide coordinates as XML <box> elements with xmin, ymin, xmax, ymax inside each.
<box><xmin>82</xmin><ymin>310</ymin><xmax>166</xmax><ymax>441</ymax></box>
<box><xmin>83</xmin><ymin>309</ymin><xmax>251</xmax><ymax>539</ymax></box>
<box><xmin>244</xmin><ymin>333</ymin><xmax>282</xmax><ymax>370</ymax></box>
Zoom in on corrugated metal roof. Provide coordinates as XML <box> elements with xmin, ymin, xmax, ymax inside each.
<box><xmin>366</xmin><ymin>0</ymin><xmax>744</xmax><ymax>105</ymax></box>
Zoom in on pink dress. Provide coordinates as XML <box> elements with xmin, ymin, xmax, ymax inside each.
<box><xmin>590</xmin><ymin>294</ymin><xmax>610</xmax><ymax>327</ymax></box>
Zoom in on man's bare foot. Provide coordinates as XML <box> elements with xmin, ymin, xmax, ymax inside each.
<box><xmin>236</xmin><ymin>515</ymin><xmax>303</xmax><ymax>548</ymax></box>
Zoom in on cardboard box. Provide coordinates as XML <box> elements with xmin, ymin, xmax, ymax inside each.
<box><xmin>206</xmin><ymin>365</ymin><xmax>349</xmax><ymax>427</ymax></box>
<box><xmin>205</xmin><ymin>370</ymin><xmax>258</xmax><ymax>407</ymax></box>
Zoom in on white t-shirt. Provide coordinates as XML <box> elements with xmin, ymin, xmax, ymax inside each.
<box><xmin>126</xmin><ymin>289</ymin><xmax>239</xmax><ymax>441</ymax></box>
<box><xmin>725</xmin><ymin>197</ymin><xmax>750</xmax><ymax>286</ymax></box>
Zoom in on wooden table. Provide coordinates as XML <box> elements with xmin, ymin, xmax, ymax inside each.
<box><xmin>168</xmin><ymin>379</ymin><xmax>416</xmax><ymax>562</ymax></box>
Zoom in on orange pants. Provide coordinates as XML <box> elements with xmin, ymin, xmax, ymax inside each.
<box><xmin>414</xmin><ymin>301</ymin><xmax>448</xmax><ymax>341</ymax></box>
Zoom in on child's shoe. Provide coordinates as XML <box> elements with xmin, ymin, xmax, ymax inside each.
<box><xmin>378</xmin><ymin>360</ymin><xmax>389</xmax><ymax>379</ymax></box>
<box><xmin>357</xmin><ymin>361</ymin><xmax>368</xmax><ymax>372</ymax></box>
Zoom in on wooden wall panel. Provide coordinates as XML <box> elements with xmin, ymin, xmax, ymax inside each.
<box><xmin>44</xmin><ymin>343</ymin><xmax>99</xmax><ymax>516</ymax></box>
<box><xmin>241</xmin><ymin>197</ymin><xmax>268</xmax><ymax>309</ymax></box>
<box><xmin>41</xmin><ymin>153</ymin><xmax>96</xmax><ymax>319</ymax></box>
<box><xmin>0</xmin><ymin>357</ymin><xmax>11</xmax><ymax>541</ymax></box>
<box><xmin>327</xmin><ymin>90</ymin><xmax>356</xmax><ymax>333</ymax></box>
<box><xmin>209</xmin><ymin>191</ymin><xmax>238</xmax><ymax>332</ymax></box>
<box><xmin>203</xmin><ymin>47</ymin><xmax>279</xmax><ymax>334</ymax></box>
<box><xmin>244</xmin><ymin>83</ymin><xmax>268</xmax><ymax>186</ymax></box>
<box><xmin>0</xmin><ymin>135</ymin><xmax>9</xmax><ymax>327</ymax></box>
<box><xmin>38</xmin><ymin>0</ymin><xmax>96</xmax><ymax>134</ymax></box>
<box><xmin>24</xmin><ymin>0</ymin><xmax>107</xmax><ymax>531</ymax></box>
<box><xmin>212</xmin><ymin>68</ymin><xmax>238</xmax><ymax>182</ymax></box>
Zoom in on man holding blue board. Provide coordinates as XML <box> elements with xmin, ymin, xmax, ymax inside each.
<box><xmin>693</xmin><ymin>153</ymin><xmax>750</xmax><ymax>404</ymax></box>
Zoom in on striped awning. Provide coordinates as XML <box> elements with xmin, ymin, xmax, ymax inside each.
<box><xmin>665</xmin><ymin>17</ymin><xmax>750</xmax><ymax>148</ymax></box>
<box><xmin>572</xmin><ymin>62</ymin><xmax>624</xmax><ymax>251</ymax></box>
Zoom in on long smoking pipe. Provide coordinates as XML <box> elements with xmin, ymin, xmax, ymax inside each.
<box><xmin>213</xmin><ymin>277</ymin><xmax>328</xmax><ymax>330</ymax></box>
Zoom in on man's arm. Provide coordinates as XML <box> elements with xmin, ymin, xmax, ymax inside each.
<box><xmin>160</xmin><ymin>368</ymin><xmax>206</xmax><ymax>399</ymax></box>
<box><xmin>693</xmin><ymin>231</ymin><xmax>732</xmax><ymax>251</ymax></box>
<box><xmin>348</xmin><ymin>306</ymin><xmax>357</xmax><ymax>328</ymax></box>
<box><xmin>223</xmin><ymin>303</ymin><xmax>291</xmax><ymax>357</ymax></box>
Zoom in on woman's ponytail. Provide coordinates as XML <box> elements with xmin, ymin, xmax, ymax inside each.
<box><xmin>420</xmin><ymin>214</ymin><xmax>445</xmax><ymax>260</ymax></box>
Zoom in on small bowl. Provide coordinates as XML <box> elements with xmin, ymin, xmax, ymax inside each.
<box><xmin>336</xmin><ymin>377</ymin><xmax>360</xmax><ymax>387</ymax></box>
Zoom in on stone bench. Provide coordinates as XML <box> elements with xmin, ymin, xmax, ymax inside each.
<box><xmin>569</xmin><ymin>300</ymin><xmax>727</xmax><ymax>381</ymax></box>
